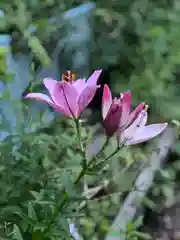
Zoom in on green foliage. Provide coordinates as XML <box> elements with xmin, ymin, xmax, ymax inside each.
<box><xmin>125</xmin><ymin>217</ymin><xmax>151</xmax><ymax>240</ymax></box>
<box><xmin>0</xmin><ymin>117</ymin><xmax>82</xmax><ymax>239</ymax></box>
<box><xmin>0</xmin><ymin>112</ymin><xmax>147</xmax><ymax>240</ymax></box>
<box><xmin>92</xmin><ymin>0</ymin><xmax>180</xmax><ymax>120</ymax></box>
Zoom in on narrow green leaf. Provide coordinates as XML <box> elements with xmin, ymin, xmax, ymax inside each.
<box><xmin>133</xmin><ymin>231</ymin><xmax>152</xmax><ymax>239</ymax></box>
<box><xmin>133</xmin><ymin>216</ymin><xmax>144</xmax><ymax>229</ymax></box>
<box><xmin>28</xmin><ymin>36</ymin><xmax>51</xmax><ymax>66</ymax></box>
<box><xmin>12</xmin><ymin>224</ymin><xmax>23</xmax><ymax>240</ymax></box>
<box><xmin>30</xmin><ymin>191</ymin><xmax>41</xmax><ymax>201</ymax></box>
<box><xmin>28</xmin><ymin>203</ymin><xmax>37</xmax><ymax>221</ymax></box>
<box><xmin>60</xmin><ymin>171</ymin><xmax>76</xmax><ymax>197</ymax></box>
<box><xmin>15</xmin><ymin>212</ymin><xmax>35</xmax><ymax>226</ymax></box>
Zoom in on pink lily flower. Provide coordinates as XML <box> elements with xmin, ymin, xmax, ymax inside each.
<box><xmin>25</xmin><ymin>70</ymin><xmax>102</xmax><ymax>119</ymax></box>
<box><xmin>119</xmin><ymin>105</ymin><xmax>168</xmax><ymax>145</ymax></box>
<box><xmin>102</xmin><ymin>85</ymin><xmax>145</xmax><ymax>137</ymax></box>
<box><xmin>102</xmin><ymin>84</ymin><xmax>168</xmax><ymax>142</ymax></box>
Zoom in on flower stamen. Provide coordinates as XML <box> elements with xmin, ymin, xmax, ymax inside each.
<box><xmin>62</xmin><ymin>71</ymin><xmax>76</xmax><ymax>84</ymax></box>
<box><xmin>124</xmin><ymin>104</ymin><xmax>149</xmax><ymax>143</ymax></box>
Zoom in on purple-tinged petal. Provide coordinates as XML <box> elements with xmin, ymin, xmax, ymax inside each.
<box><xmin>53</xmin><ymin>81</ymin><xmax>79</xmax><ymax>118</ymax></box>
<box><xmin>43</xmin><ymin>78</ymin><xmax>59</xmax><ymax>97</ymax></box>
<box><xmin>102</xmin><ymin>84</ymin><xmax>113</xmax><ymax>120</ymax></box>
<box><xmin>44</xmin><ymin>78</ymin><xmax>74</xmax><ymax>117</ymax></box>
<box><xmin>25</xmin><ymin>93</ymin><xmax>69</xmax><ymax>116</ymax></box>
<box><xmin>125</xmin><ymin>103</ymin><xmax>145</xmax><ymax>129</ymax></box>
<box><xmin>87</xmin><ymin>69</ymin><xmax>102</xmax><ymax>86</ymax></box>
<box><xmin>104</xmin><ymin>103</ymin><xmax>122</xmax><ymax>136</ymax></box>
<box><xmin>119</xmin><ymin>111</ymin><xmax>148</xmax><ymax>142</ymax></box>
<box><xmin>73</xmin><ymin>78</ymin><xmax>86</xmax><ymax>94</ymax></box>
<box><xmin>125</xmin><ymin>123</ymin><xmax>168</xmax><ymax>145</ymax></box>
<box><xmin>77</xmin><ymin>85</ymin><xmax>98</xmax><ymax>116</ymax></box>
<box><xmin>128</xmin><ymin>110</ymin><xmax>148</xmax><ymax>130</ymax></box>
<box><xmin>25</xmin><ymin>93</ymin><xmax>55</xmax><ymax>106</ymax></box>
<box><xmin>120</xmin><ymin>91</ymin><xmax>131</xmax><ymax>126</ymax></box>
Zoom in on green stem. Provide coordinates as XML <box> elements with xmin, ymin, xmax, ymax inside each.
<box><xmin>104</xmin><ymin>147</ymin><xmax>120</xmax><ymax>162</ymax></box>
<box><xmin>45</xmin><ymin>193</ymin><xmax>68</xmax><ymax>234</ymax></box>
<box><xmin>91</xmin><ymin>147</ymin><xmax>120</xmax><ymax>169</ymax></box>
<box><xmin>44</xmin><ymin>123</ymin><xmax>121</xmax><ymax>235</ymax></box>
<box><xmin>44</xmin><ymin>164</ymin><xmax>86</xmax><ymax>233</ymax></box>
<box><xmin>91</xmin><ymin>141</ymin><xmax>125</xmax><ymax>169</ymax></box>
<box><xmin>44</xmin><ymin>119</ymin><xmax>87</xmax><ymax>234</ymax></box>
<box><xmin>75</xmin><ymin>119</ymin><xmax>83</xmax><ymax>151</ymax></box>
<box><xmin>87</xmin><ymin>136</ymin><xmax>110</xmax><ymax>168</ymax></box>
<box><xmin>75</xmin><ymin>119</ymin><xmax>87</xmax><ymax>168</ymax></box>
<box><xmin>45</xmin><ymin>167</ymin><xmax>86</xmax><ymax>234</ymax></box>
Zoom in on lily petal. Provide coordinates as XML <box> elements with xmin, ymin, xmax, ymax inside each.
<box><xmin>73</xmin><ymin>78</ymin><xmax>86</xmax><ymax>94</ymax></box>
<box><xmin>125</xmin><ymin>103</ymin><xmax>145</xmax><ymax>128</ymax></box>
<box><xmin>87</xmin><ymin>70</ymin><xmax>102</xmax><ymax>86</ymax></box>
<box><xmin>78</xmin><ymin>85</ymin><xmax>98</xmax><ymax>116</ymax></box>
<box><xmin>43</xmin><ymin>78</ymin><xmax>59</xmax><ymax>99</ymax></box>
<box><xmin>25</xmin><ymin>93</ymin><xmax>69</xmax><ymax>116</ymax></box>
<box><xmin>104</xmin><ymin>103</ymin><xmax>122</xmax><ymax>136</ymax></box>
<box><xmin>25</xmin><ymin>93</ymin><xmax>55</xmax><ymax>106</ymax></box>
<box><xmin>120</xmin><ymin>91</ymin><xmax>131</xmax><ymax>126</ymax></box>
<box><xmin>125</xmin><ymin>123</ymin><xmax>168</xmax><ymax>145</ymax></box>
<box><xmin>120</xmin><ymin>111</ymin><xmax>148</xmax><ymax>142</ymax></box>
<box><xmin>53</xmin><ymin>81</ymin><xmax>79</xmax><ymax>118</ymax></box>
<box><xmin>102</xmin><ymin>84</ymin><xmax>113</xmax><ymax>120</ymax></box>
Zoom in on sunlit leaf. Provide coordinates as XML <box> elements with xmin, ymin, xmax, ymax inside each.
<box><xmin>12</xmin><ymin>224</ymin><xmax>23</xmax><ymax>240</ymax></box>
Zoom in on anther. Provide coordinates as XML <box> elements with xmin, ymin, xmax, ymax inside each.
<box><xmin>62</xmin><ymin>71</ymin><xmax>76</xmax><ymax>83</ymax></box>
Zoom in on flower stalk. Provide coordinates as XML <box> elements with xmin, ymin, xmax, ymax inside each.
<box><xmin>25</xmin><ymin>70</ymin><xmax>168</xmax><ymax>239</ymax></box>
<box><xmin>75</xmin><ymin>119</ymin><xmax>87</xmax><ymax>169</ymax></box>
<box><xmin>45</xmin><ymin>127</ymin><xmax>114</xmax><ymax>236</ymax></box>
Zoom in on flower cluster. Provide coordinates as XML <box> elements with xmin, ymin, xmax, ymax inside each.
<box><xmin>25</xmin><ymin>70</ymin><xmax>167</xmax><ymax>145</ymax></box>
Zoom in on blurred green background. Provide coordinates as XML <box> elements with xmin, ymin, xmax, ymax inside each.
<box><xmin>1</xmin><ymin>0</ymin><xmax>180</xmax><ymax>239</ymax></box>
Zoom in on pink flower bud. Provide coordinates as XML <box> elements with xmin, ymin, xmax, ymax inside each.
<box><xmin>102</xmin><ymin>85</ymin><xmax>122</xmax><ymax>136</ymax></box>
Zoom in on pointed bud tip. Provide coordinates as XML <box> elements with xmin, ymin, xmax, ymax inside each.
<box><xmin>93</xmin><ymin>69</ymin><xmax>103</xmax><ymax>76</ymax></box>
<box><xmin>144</xmin><ymin>105</ymin><xmax>149</xmax><ymax>111</ymax></box>
<box><xmin>160</xmin><ymin>122</ymin><xmax>168</xmax><ymax>133</ymax></box>
<box><xmin>95</xmin><ymin>69</ymin><xmax>103</xmax><ymax>72</ymax></box>
<box><xmin>24</xmin><ymin>94</ymin><xmax>30</xmax><ymax>99</ymax></box>
<box><xmin>125</xmin><ymin>90</ymin><xmax>131</xmax><ymax>95</ymax></box>
<box><xmin>103</xmin><ymin>84</ymin><xmax>110</xmax><ymax>92</ymax></box>
<box><xmin>120</xmin><ymin>90</ymin><xmax>131</xmax><ymax>100</ymax></box>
